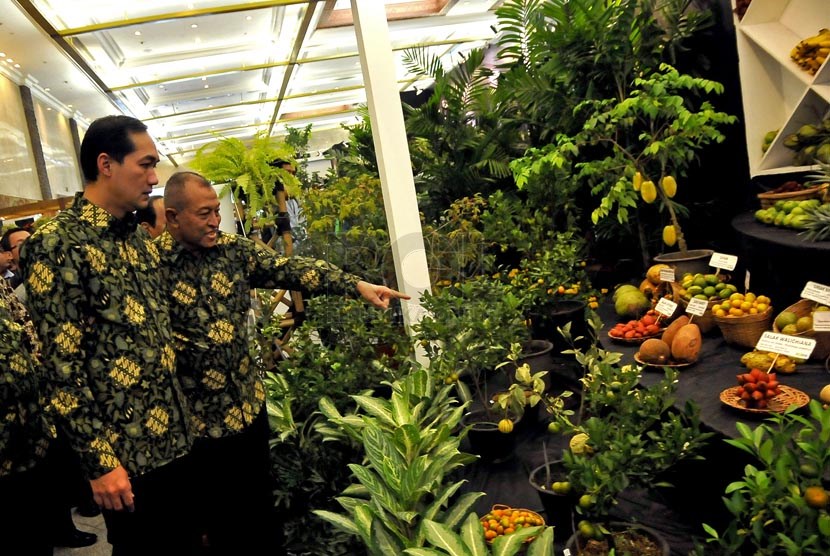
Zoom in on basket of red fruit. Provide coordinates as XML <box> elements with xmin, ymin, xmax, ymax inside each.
<box><xmin>719</xmin><ymin>368</ymin><xmax>809</xmax><ymax>414</ymax></box>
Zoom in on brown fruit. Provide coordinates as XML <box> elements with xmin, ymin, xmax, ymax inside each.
<box><xmin>671</xmin><ymin>323</ymin><xmax>702</xmax><ymax>363</ymax></box>
<box><xmin>661</xmin><ymin>315</ymin><xmax>690</xmax><ymax>348</ymax></box>
<box><xmin>638</xmin><ymin>338</ymin><xmax>672</xmax><ymax>364</ymax></box>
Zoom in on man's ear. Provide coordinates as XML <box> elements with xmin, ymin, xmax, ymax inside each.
<box><xmin>98</xmin><ymin>153</ymin><xmax>112</xmax><ymax>177</ymax></box>
<box><xmin>139</xmin><ymin>222</ymin><xmax>151</xmax><ymax>233</ymax></box>
<box><xmin>165</xmin><ymin>207</ymin><xmax>178</xmax><ymax>227</ymax></box>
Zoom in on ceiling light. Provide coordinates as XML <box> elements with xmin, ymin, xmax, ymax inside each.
<box><xmin>0</xmin><ymin>52</ymin><xmax>5</xmax><ymax>57</ymax></box>
<box><xmin>246</xmin><ymin>15</ymin><xmax>252</xmax><ymax>21</ymax></box>
<box><xmin>14</xmin><ymin>64</ymin><xmax>20</xmax><ymax>68</ymax></box>
<box><xmin>67</xmin><ymin>104</ymin><xmax>73</xmax><ymax>108</ymax></box>
<box><xmin>134</xmin><ymin>31</ymin><xmax>141</xmax><ymax>36</ymax></box>
<box><xmin>6</xmin><ymin>58</ymin><xmax>13</xmax><ymax>63</ymax></box>
<box><xmin>201</xmin><ymin>76</ymin><xmax>207</xmax><ymax>81</ymax></box>
<box><xmin>204</xmin><ymin>85</ymin><xmax>209</xmax><ymax>89</ymax></box>
<box><xmin>47</xmin><ymin>107</ymin><xmax>52</xmax><ymax>111</ymax></box>
<box><xmin>191</xmin><ymin>24</ymin><xmax>198</xmax><ymax>29</ymax></box>
<box><xmin>195</xmin><ymin>37</ymin><xmax>201</xmax><ymax>43</ymax></box>
<box><xmin>45</xmin><ymin>87</ymin><xmax>50</xmax><ymax>92</ymax></box>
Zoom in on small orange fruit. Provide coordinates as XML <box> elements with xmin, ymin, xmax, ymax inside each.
<box><xmin>805</xmin><ymin>486</ymin><xmax>829</xmax><ymax>509</ymax></box>
<box><xmin>498</xmin><ymin>419</ymin><xmax>514</xmax><ymax>434</ymax></box>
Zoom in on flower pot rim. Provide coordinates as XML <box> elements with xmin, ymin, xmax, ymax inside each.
<box><xmin>528</xmin><ymin>461</ymin><xmax>567</xmax><ymax>492</ymax></box>
<box><xmin>564</xmin><ymin>521</ymin><xmax>670</xmax><ymax>556</ymax></box>
<box><xmin>521</xmin><ymin>339</ymin><xmax>554</xmax><ymax>357</ymax></box>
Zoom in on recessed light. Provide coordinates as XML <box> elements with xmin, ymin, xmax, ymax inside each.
<box><xmin>195</xmin><ymin>37</ymin><xmax>201</xmax><ymax>43</ymax></box>
<box><xmin>134</xmin><ymin>31</ymin><xmax>141</xmax><ymax>36</ymax></box>
<box><xmin>0</xmin><ymin>52</ymin><xmax>5</xmax><ymax>57</ymax></box>
<box><xmin>47</xmin><ymin>107</ymin><xmax>52</xmax><ymax>111</ymax></box>
<box><xmin>201</xmin><ymin>76</ymin><xmax>207</xmax><ymax>81</ymax></box>
<box><xmin>14</xmin><ymin>63</ymin><xmax>20</xmax><ymax>68</ymax></box>
<box><xmin>45</xmin><ymin>87</ymin><xmax>50</xmax><ymax>92</ymax></box>
<box><xmin>6</xmin><ymin>58</ymin><xmax>13</xmax><ymax>63</ymax></box>
<box><xmin>204</xmin><ymin>85</ymin><xmax>209</xmax><ymax>89</ymax></box>
<box><xmin>191</xmin><ymin>24</ymin><xmax>198</xmax><ymax>29</ymax></box>
<box><xmin>246</xmin><ymin>15</ymin><xmax>252</xmax><ymax>21</ymax></box>
<box><xmin>208</xmin><ymin>104</ymin><xmax>213</xmax><ymax>108</ymax></box>
<box><xmin>67</xmin><ymin>104</ymin><xmax>73</xmax><ymax>108</ymax></box>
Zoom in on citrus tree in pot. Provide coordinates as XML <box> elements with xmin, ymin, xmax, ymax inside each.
<box><xmin>698</xmin><ymin>400</ymin><xmax>830</xmax><ymax>555</ymax></box>
<box><xmin>529</xmin><ymin>316</ymin><xmax>713</xmax><ymax>554</ymax></box>
<box><xmin>413</xmin><ymin>277</ymin><xmax>536</xmax><ymax>461</ymax></box>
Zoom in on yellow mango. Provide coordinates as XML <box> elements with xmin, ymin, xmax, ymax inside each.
<box><xmin>661</xmin><ymin>175</ymin><xmax>677</xmax><ymax>198</ymax></box>
<box><xmin>641</xmin><ymin>180</ymin><xmax>657</xmax><ymax>203</ymax></box>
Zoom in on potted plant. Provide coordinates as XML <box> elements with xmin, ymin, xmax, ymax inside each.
<box><xmin>511</xmin><ymin>64</ymin><xmax>737</xmax><ymax>272</ymax></box>
<box><xmin>413</xmin><ymin>277</ymin><xmax>535</xmax><ymax>461</ymax></box>
<box><xmin>528</xmin><ymin>315</ymin><xmax>713</xmax><ymax>554</ymax></box>
<box><xmin>312</xmin><ymin>367</ymin><xmax>483</xmax><ymax>555</ymax></box>
<box><xmin>698</xmin><ymin>400</ymin><xmax>830</xmax><ymax>555</ymax></box>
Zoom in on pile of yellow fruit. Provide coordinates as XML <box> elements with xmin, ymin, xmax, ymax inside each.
<box><xmin>712</xmin><ymin>292</ymin><xmax>771</xmax><ymax>318</ymax></box>
<box><xmin>775</xmin><ymin>306</ymin><xmax>830</xmax><ymax>335</ymax></box>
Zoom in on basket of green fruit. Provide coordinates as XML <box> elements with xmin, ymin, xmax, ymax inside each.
<box><xmin>773</xmin><ymin>299</ymin><xmax>830</xmax><ymax>360</ymax></box>
<box><xmin>672</xmin><ymin>272</ymin><xmax>735</xmax><ymax>333</ymax></box>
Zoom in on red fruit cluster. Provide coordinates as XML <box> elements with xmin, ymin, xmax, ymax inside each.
<box><xmin>735</xmin><ymin>368</ymin><xmax>780</xmax><ymax>409</ymax></box>
<box><xmin>609</xmin><ymin>310</ymin><xmax>663</xmax><ymax>339</ymax></box>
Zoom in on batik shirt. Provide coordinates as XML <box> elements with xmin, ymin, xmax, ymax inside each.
<box><xmin>20</xmin><ymin>194</ymin><xmax>192</xmax><ymax>479</ymax></box>
<box><xmin>156</xmin><ymin>230</ymin><xmax>361</xmax><ymax>439</ymax></box>
<box><xmin>0</xmin><ymin>280</ymin><xmax>52</xmax><ymax>477</ymax></box>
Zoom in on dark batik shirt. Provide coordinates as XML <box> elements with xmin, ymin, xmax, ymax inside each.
<box><xmin>0</xmin><ymin>280</ymin><xmax>52</xmax><ymax>477</ymax></box>
<box><xmin>20</xmin><ymin>194</ymin><xmax>192</xmax><ymax>479</ymax></box>
<box><xmin>156</xmin><ymin>230</ymin><xmax>360</xmax><ymax>439</ymax></box>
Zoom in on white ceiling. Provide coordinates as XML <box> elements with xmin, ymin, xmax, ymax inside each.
<box><xmin>1</xmin><ymin>0</ymin><xmax>500</xmax><ymax>166</ymax></box>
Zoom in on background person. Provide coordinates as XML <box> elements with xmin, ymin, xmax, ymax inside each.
<box><xmin>20</xmin><ymin>115</ymin><xmax>200</xmax><ymax>556</ymax></box>
<box><xmin>135</xmin><ymin>195</ymin><xmax>167</xmax><ymax>239</ymax></box>
<box><xmin>158</xmin><ymin>170</ymin><xmax>409</xmax><ymax>555</ymax></box>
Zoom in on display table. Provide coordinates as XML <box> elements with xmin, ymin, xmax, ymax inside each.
<box><xmin>598</xmin><ymin>301</ymin><xmax>829</xmax><ymax>439</ymax></box>
<box><xmin>732</xmin><ymin>212</ymin><xmax>830</xmax><ymax>306</ymax></box>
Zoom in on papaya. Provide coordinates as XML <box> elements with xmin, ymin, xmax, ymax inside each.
<box><xmin>661</xmin><ymin>315</ymin><xmax>689</xmax><ymax>348</ymax></box>
<box><xmin>638</xmin><ymin>338</ymin><xmax>672</xmax><ymax>364</ymax></box>
<box><xmin>671</xmin><ymin>323</ymin><xmax>702</xmax><ymax>363</ymax></box>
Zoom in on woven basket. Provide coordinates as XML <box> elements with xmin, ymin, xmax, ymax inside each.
<box><xmin>481</xmin><ymin>504</ymin><xmax>546</xmax><ymax>545</ymax></box>
<box><xmin>677</xmin><ymin>296</ymin><xmax>718</xmax><ymax>334</ymax></box>
<box><xmin>772</xmin><ymin>299</ymin><xmax>830</xmax><ymax>360</ymax></box>
<box><xmin>714</xmin><ymin>307</ymin><xmax>773</xmax><ymax>348</ymax></box>
<box><xmin>757</xmin><ymin>184</ymin><xmax>827</xmax><ymax>209</ymax></box>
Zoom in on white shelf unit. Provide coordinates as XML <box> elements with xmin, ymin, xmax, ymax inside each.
<box><xmin>733</xmin><ymin>0</ymin><xmax>830</xmax><ymax>177</ymax></box>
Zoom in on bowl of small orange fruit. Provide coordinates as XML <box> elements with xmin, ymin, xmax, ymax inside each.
<box><xmin>480</xmin><ymin>504</ymin><xmax>545</xmax><ymax>544</ymax></box>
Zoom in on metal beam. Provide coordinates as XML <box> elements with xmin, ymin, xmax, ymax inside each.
<box><xmin>57</xmin><ymin>1</ymin><xmax>317</xmax><ymax>37</ymax></box>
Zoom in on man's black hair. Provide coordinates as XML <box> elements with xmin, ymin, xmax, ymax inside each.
<box><xmin>80</xmin><ymin>115</ymin><xmax>148</xmax><ymax>183</ymax></box>
<box><xmin>0</xmin><ymin>227</ymin><xmax>28</xmax><ymax>252</ymax></box>
<box><xmin>135</xmin><ymin>196</ymin><xmax>164</xmax><ymax>227</ymax></box>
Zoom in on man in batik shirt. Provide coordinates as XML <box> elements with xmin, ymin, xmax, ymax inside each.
<box><xmin>0</xmin><ymin>279</ymin><xmax>54</xmax><ymax>555</ymax></box>
<box><xmin>20</xmin><ymin>115</ymin><xmax>200</xmax><ymax>556</ymax></box>
<box><xmin>157</xmin><ymin>170</ymin><xmax>408</xmax><ymax>555</ymax></box>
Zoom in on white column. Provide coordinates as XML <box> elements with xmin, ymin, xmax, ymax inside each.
<box><xmin>351</xmin><ymin>0</ymin><xmax>431</xmax><ymax>339</ymax></box>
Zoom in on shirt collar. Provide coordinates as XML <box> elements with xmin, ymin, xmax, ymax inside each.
<box><xmin>73</xmin><ymin>193</ymin><xmax>138</xmax><ymax>237</ymax></box>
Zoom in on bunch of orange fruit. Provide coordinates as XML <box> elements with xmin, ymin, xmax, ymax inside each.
<box><xmin>713</xmin><ymin>291</ymin><xmax>772</xmax><ymax>318</ymax></box>
<box><xmin>480</xmin><ymin>507</ymin><xmax>545</xmax><ymax>542</ymax></box>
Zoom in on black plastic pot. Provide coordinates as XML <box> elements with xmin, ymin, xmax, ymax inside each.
<box><xmin>528</xmin><ymin>300</ymin><xmax>589</xmax><ymax>355</ymax></box>
<box><xmin>462</xmin><ymin>409</ymin><xmax>517</xmax><ymax>464</ymax></box>
<box><xmin>564</xmin><ymin>521</ymin><xmax>670</xmax><ymax>555</ymax></box>
<box><xmin>653</xmin><ymin>248</ymin><xmax>714</xmax><ymax>278</ymax></box>
<box><xmin>528</xmin><ymin>462</ymin><xmax>575</xmax><ymax>539</ymax></box>
<box><xmin>512</xmin><ymin>339</ymin><xmax>554</xmax><ymax>391</ymax></box>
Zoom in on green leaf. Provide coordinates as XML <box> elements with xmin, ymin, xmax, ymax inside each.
<box><xmin>421</xmin><ymin>519</ymin><xmax>472</xmax><ymax>556</ymax></box>
<box><xmin>460</xmin><ymin>512</ymin><xmax>489</xmax><ymax>556</ymax></box>
<box><xmin>312</xmin><ymin>510</ymin><xmax>359</xmax><ymax>536</ymax></box>
<box><xmin>354</xmin><ymin>395</ymin><xmax>397</xmax><ymax>427</ymax></box>
<box><xmin>526</xmin><ymin>526</ymin><xmax>554</xmax><ymax>556</ymax></box>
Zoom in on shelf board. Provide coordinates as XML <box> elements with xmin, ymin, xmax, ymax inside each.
<box><xmin>740</xmin><ymin>23</ymin><xmax>813</xmax><ymax>86</ymax></box>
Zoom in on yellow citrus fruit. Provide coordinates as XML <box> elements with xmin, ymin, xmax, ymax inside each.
<box><xmin>796</xmin><ymin>316</ymin><xmax>813</xmax><ymax>332</ymax></box>
<box><xmin>775</xmin><ymin>311</ymin><xmax>799</xmax><ymax>330</ymax></box>
<box><xmin>578</xmin><ymin>520</ymin><xmax>596</xmax><ymax>539</ymax></box>
<box><xmin>578</xmin><ymin>494</ymin><xmax>594</xmax><ymax>509</ymax></box>
<box><xmin>805</xmin><ymin>486</ymin><xmax>829</xmax><ymax>509</ymax></box>
<box><xmin>757</xmin><ymin>295</ymin><xmax>771</xmax><ymax>305</ymax></box>
<box><xmin>498</xmin><ymin>419</ymin><xmax>514</xmax><ymax>434</ymax></box>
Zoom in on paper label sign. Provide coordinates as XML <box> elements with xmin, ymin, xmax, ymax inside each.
<box><xmin>709</xmin><ymin>252</ymin><xmax>737</xmax><ymax>272</ymax></box>
<box><xmin>801</xmin><ymin>281</ymin><xmax>830</xmax><ymax>306</ymax></box>
<box><xmin>814</xmin><ymin>311</ymin><xmax>830</xmax><ymax>332</ymax></box>
<box><xmin>686</xmin><ymin>297</ymin><xmax>708</xmax><ymax>317</ymax></box>
<box><xmin>659</xmin><ymin>268</ymin><xmax>675</xmax><ymax>283</ymax></box>
<box><xmin>756</xmin><ymin>331</ymin><xmax>816</xmax><ymax>360</ymax></box>
<box><xmin>654</xmin><ymin>297</ymin><xmax>677</xmax><ymax>318</ymax></box>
